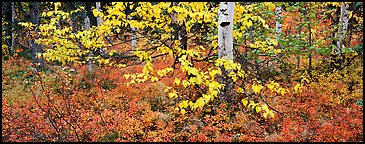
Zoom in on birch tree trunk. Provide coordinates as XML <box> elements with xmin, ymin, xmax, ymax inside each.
<box><xmin>274</xmin><ymin>5</ymin><xmax>283</xmax><ymax>63</ymax></box>
<box><xmin>85</xmin><ymin>16</ymin><xmax>94</xmax><ymax>74</ymax></box>
<box><xmin>11</xmin><ymin>2</ymin><xmax>15</xmax><ymax>51</ymax></box>
<box><xmin>29</xmin><ymin>2</ymin><xmax>43</xmax><ymax>70</ymax></box>
<box><xmin>275</xmin><ymin>6</ymin><xmax>282</xmax><ymax>41</ymax></box>
<box><xmin>95</xmin><ymin>2</ymin><xmax>102</xmax><ymax>26</ymax></box>
<box><xmin>341</xmin><ymin>3</ymin><xmax>349</xmax><ymax>49</ymax></box>
<box><xmin>85</xmin><ymin>2</ymin><xmax>96</xmax><ymax>74</ymax></box>
<box><xmin>218</xmin><ymin>2</ymin><xmax>235</xmax><ymax>102</ymax></box>
<box><xmin>335</xmin><ymin>2</ymin><xmax>349</xmax><ymax>56</ymax></box>
<box><xmin>95</xmin><ymin>2</ymin><xmax>107</xmax><ymax>56</ymax></box>
<box><xmin>130</xmin><ymin>16</ymin><xmax>137</xmax><ymax>49</ymax></box>
<box><xmin>85</xmin><ymin>2</ymin><xmax>96</xmax><ymax>27</ymax></box>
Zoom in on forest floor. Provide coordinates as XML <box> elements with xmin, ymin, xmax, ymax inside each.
<box><xmin>2</xmin><ymin>51</ymin><xmax>363</xmax><ymax>142</ymax></box>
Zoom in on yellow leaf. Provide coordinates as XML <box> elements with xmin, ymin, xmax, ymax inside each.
<box><xmin>263</xmin><ymin>112</ymin><xmax>268</xmax><ymax>119</ymax></box>
<box><xmin>151</xmin><ymin>76</ymin><xmax>158</xmax><ymax>82</ymax></box>
<box><xmin>247</xmin><ymin>100</ymin><xmax>257</xmax><ymax>109</ymax></box>
<box><xmin>181</xmin><ymin>109</ymin><xmax>186</xmax><ymax>115</ymax></box>
<box><xmin>164</xmin><ymin>87</ymin><xmax>172</xmax><ymax>93</ymax></box>
<box><xmin>182</xmin><ymin>80</ymin><xmax>190</xmax><ymax>88</ymax></box>
<box><xmin>189</xmin><ymin>101</ymin><xmax>194</xmax><ymax>107</ymax></box>
<box><xmin>241</xmin><ymin>98</ymin><xmax>248</xmax><ymax>107</ymax></box>
<box><xmin>168</xmin><ymin>90</ymin><xmax>177</xmax><ymax>98</ymax></box>
<box><xmin>294</xmin><ymin>83</ymin><xmax>302</xmax><ymax>93</ymax></box>
<box><xmin>168</xmin><ymin>93</ymin><xmax>174</xmax><ymax>98</ymax></box>
<box><xmin>278</xmin><ymin>88</ymin><xmax>286</xmax><ymax>96</ymax></box>
<box><xmin>129</xmin><ymin>79</ymin><xmax>135</xmax><ymax>84</ymax></box>
<box><xmin>273</xmin><ymin>49</ymin><xmax>281</xmax><ymax>55</ymax></box>
<box><xmin>174</xmin><ymin>78</ymin><xmax>181</xmax><ymax>85</ymax></box>
<box><xmin>252</xmin><ymin>83</ymin><xmax>263</xmax><ymax>94</ymax></box>
<box><xmin>189</xmin><ymin>67</ymin><xmax>199</xmax><ymax>76</ymax></box>
<box><xmin>116</xmin><ymin>27</ymin><xmax>121</xmax><ymax>33</ymax></box>
<box><xmin>247</xmin><ymin>20</ymin><xmax>252</xmax><ymax>28</ymax></box>
<box><xmin>261</xmin><ymin>104</ymin><xmax>269</xmax><ymax>111</ymax></box>
<box><xmin>124</xmin><ymin>74</ymin><xmax>130</xmax><ymax>79</ymax></box>
<box><xmin>269</xmin><ymin>110</ymin><xmax>274</xmax><ymax>118</ymax></box>
<box><xmin>179</xmin><ymin>100</ymin><xmax>189</xmax><ymax>109</ymax></box>
<box><xmin>117</xmin><ymin>64</ymin><xmax>126</xmax><ymax>68</ymax></box>
<box><xmin>255</xmin><ymin>106</ymin><xmax>262</xmax><ymax>113</ymax></box>
<box><xmin>196</xmin><ymin>98</ymin><xmax>205</xmax><ymax>108</ymax></box>
<box><xmin>237</xmin><ymin>87</ymin><xmax>244</xmax><ymax>93</ymax></box>
<box><xmin>202</xmin><ymin>94</ymin><xmax>211</xmax><ymax>101</ymax></box>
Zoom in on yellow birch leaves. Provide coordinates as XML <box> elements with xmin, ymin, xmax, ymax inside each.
<box><xmin>241</xmin><ymin>98</ymin><xmax>275</xmax><ymax>119</ymax></box>
<box><xmin>252</xmin><ymin>83</ymin><xmax>263</xmax><ymax>94</ymax></box>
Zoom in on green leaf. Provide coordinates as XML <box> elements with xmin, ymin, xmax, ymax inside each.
<box><xmin>318</xmin><ymin>49</ymin><xmax>326</xmax><ymax>55</ymax></box>
<box><xmin>355</xmin><ymin>2</ymin><xmax>362</xmax><ymax>9</ymax></box>
<box><xmin>310</xmin><ymin>46</ymin><xmax>316</xmax><ymax>50</ymax></box>
<box><xmin>306</xmin><ymin>51</ymin><xmax>311</xmax><ymax>55</ymax></box>
<box><xmin>356</xmin><ymin>100</ymin><xmax>363</xmax><ymax>106</ymax></box>
<box><xmin>314</xmin><ymin>21</ymin><xmax>318</xmax><ymax>26</ymax></box>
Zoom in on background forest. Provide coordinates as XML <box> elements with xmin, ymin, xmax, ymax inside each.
<box><xmin>2</xmin><ymin>2</ymin><xmax>363</xmax><ymax>142</ymax></box>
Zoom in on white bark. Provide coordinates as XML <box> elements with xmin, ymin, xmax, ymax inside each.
<box><xmin>218</xmin><ymin>2</ymin><xmax>234</xmax><ymax>61</ymax></box>
<box><xmin>335</xmin><ymin>2</ymin><xmax>349</xmax><ymax>54</ymax></box>
<box><xmin>85</xmin><ymin>16</ymin><xmax>94</xmax><ymax>73</ymax></box>
<box><xmin>95</xmin><ymin>2</ymin><xmax>106</xmax><ymax>56</ymax></box>
<box><xmin>275</xmin><ymin>6</ymin><xmax>282</xmax><ymax>41</ymax></box>
<box><xmin>218</xmin><ymin>2</ymin><xmax>235</xmax><ymax>100</ymax></box>
<box><xmin>11</xmin><ymin>2</ymin><xmax>15</xmax><ymax>49</ymax></box>
<box><xmin>130</xmin><ymin>16</ymin><xmax>137</xmax><ymax>49</ymax></box>
<box><xmin>96</xmin><ymin>2</ymin><xmax>102</xmax><ymax>26</ymax></box>
<box><xmin>341</xmin><ymin>3</ymin><xmax>349</xmax><ymax>47</ymax></box>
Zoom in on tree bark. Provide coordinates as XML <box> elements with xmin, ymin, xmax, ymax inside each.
<box><xmin>170</xmin><ymin>2</ymin><xmax>187</xmax><ymax>51</ymax></box>
<box><xmin>85</xmin><ymin>16</ymin><xmax>94</xmax><ymax>74</ymax></box>
<box><xmin>85</xmin><ymin>2</ymin><xmax>97</xmax><ymax>74</ymax></box>
<box><xmin>85</xmin><ymin>2</ymin><xmax>97</xmax><ymax>27</ymax></box>
<box><xmin>11</xmin><ymin>2</ymin><xmax>15</xmax><ymax>51</ymax></box>
<box><xmin>341</xmin><ymin>3</ymin><xmax>349</xmax><ymax>48</ymax></box>
<box><xmin>347</xmin><ymin>2</ymin><xmax>355</xmax><ymax>48</ymax></box>
<box><xmin>275</xmin><ymin>6</ymin><xmax>282</xmax><ymax>42</ymax></box>
<box><xmin>3</xmin><ymin>2</ymin><xmax>13</xmax><ymax>56</ymax></box>
<box><xmin>218</xmin><ymin>2</ymin><xmax>235</xmax><ymax>102</ymax></box>
<box><xmin>335</xmin><ymin>2</ymin><xmax>349</xmax><ymax>56</ymax></box>
<box><xmin>274</xmin><ymin>5</ymin><xmax>283</xmax><ymax>63</ymax></box>
<box><xmin>29</xmin><ymin>2</ymin><xmax>43</xmax><ymax>70</ymax></box>
<box><xmin>95</xmin><ymin>2</ymin><xmax>107</xmax><ymax>57</ymax></box>
<box><xmin>170</xmin><ymin>2</ymin><xmax>189</xmax><ymax>75</ymax></box>
<box><xmin>130</xmin><ymin>16</ymin><xmax>137</xmax><ymax>49</ymax></box>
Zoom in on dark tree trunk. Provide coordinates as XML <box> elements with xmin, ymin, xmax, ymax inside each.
<box><xmin>85</xmin><ymin>2</ymin><xmax>97</xmax><ymax>27</ymax></box>
<box><xmin>3</xmin><ymin>2</ymin><xmax>13</xmax><ymax>56</ymax></box>
<box><xmin>29</xmin><ymin>2</ymin><xmax>43</xmax><ymax>70</ymax></box>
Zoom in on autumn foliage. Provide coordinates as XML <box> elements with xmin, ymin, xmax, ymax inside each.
<box><xmin>2</xmin><ymin>2</ymin><xmax>363</xmax><ymax>142</ymax></box>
